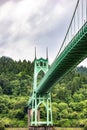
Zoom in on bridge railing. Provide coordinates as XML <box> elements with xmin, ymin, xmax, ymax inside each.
<box><xmin>55</xmin><ymin>0</ymin><xmax>87</xmax><ymax>61</ymax></box>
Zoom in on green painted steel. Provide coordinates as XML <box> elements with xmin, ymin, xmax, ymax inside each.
<box><xmin>28</xmin><ymin>0</ymin><xmax>87</xmax><ymax>127</ymax></box>
<box><xmin>36</xmin><ymin>22</ymin><xmax>87</xmax><ymax>95</ymax></box>
<box><xmin>28</xmin><ymin>58</ymin><xmax>53</xmax><ymax>126</ymax></box>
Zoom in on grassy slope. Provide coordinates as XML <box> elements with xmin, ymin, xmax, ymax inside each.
<box><xmin>55</xmin><ymin>128</ymin><xmax>83</xmax><ymax>130</ymax></box>
<box><xmin>6</xmin><ymin>128</ymin><xmax>83</xmax><ymax>130</ymax></box>
<box><xmin>6</xmin><ymin>128</ymin><xmax>28</xmax><ymax>130</ymax></box>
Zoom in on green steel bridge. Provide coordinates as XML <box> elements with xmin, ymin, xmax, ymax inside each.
<box><xmin>28</xmin><ymin>0</ymin><xmax>87</xmax><ymax>127</ymax></box>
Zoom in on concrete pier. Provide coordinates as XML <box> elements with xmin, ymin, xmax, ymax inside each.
<box><xmin>29</xmin><ymin>126</ymin><xmax>55</xmax><ymax>130</ymax></box>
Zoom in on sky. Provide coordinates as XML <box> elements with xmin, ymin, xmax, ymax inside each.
<box><xmin>0</xmin><ymin>0</ymin><xmax>87</xmax><ymax>66</ymax></box>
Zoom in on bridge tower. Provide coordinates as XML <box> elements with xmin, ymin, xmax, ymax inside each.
<box><xmin>28</xmin><ymin>48</ymin><xmax>53</xmax><ymax>127</ymax></box>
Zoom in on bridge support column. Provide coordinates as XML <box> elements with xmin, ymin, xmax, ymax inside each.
<box><xmin>28</xmin><ymin>109</ymin><xmax>31</xmax><ymax>127</ymax></box>
<box><xmin>28</xmin><ymin>126</ymin><xmax>55</xmax><ymax>130</ymax></box>
<box><xmin>29</xmin><ymin>93</ymin><xmax>53</xmax><ymax>126</ymax></box>
<box><xmin>28</xmin><ymin>56</ymin><xmax>53</xmax><ymax>127</ymax></box>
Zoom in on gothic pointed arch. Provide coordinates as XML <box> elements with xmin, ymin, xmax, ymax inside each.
<box><xmin>37</xmin><ymin>70</ymin><xmax>45</xmax><ymax>86</ymax></box>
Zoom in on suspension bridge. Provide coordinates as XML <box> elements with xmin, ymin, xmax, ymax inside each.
<box><xmin>28</xmin><ymin>0</ymin><xmax>87</xmax><ymax>129</ymax></box>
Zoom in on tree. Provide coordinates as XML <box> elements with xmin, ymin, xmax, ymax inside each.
<box><xmin>0</xmin><ymin>121</ymin><xmax>5</xmax><ymax>130</ymax></box>
<box><xmin>58</xmin><ymin>102</ymin><xmax>68</xmax><ymax>111</ymax></box>
<box><xmin>0</xmin><ymin>86</ymin><xmax>3</xmax><ymax>94</ymax></box>
<box><xmin>73</xmin><ymin>93</ymin><xmax>85</xmax><ymax>102</ymax></box>
<box><xmin>84</xmin><ymin>122</ymin><xmax>87</xmax><ymax>130</ymax></box>
<box><xmin>71</xmin><ymin>77</ymin><xmax>81</xmax><ymax>94</ymax></box>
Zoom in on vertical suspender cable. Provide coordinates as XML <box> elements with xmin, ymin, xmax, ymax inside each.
<box><xmin>86</xmin><ymin>0</ymin><xmax>87</xmax><ymax>21</ymax></box>
<box><xmin>78</xmin><ymin>0</ymin><xmax>80</xmax><ymax>30</ymax></box>
<box><xmin>82</xmin><ymin>0</ymin><xmax>83</xmax><ymax>25</ymax></box>
<box><xmin>53</xmin><ymin>0</ymin><xmax>80</xmax><ymax>64</ymax></box>
<box><xmin>74</xmin><ymin>14</ymin><xmax>75</xmax><ymax>34</ymax></box>
<box><xmin>71</xmin><ymin>21</ymin><xmax>72</xmax><ymax>38</ymax></box>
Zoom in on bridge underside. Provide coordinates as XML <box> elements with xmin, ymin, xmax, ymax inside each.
<box><xmin>37</xmin><ymin>22</ymin><xmax>87</xmax><ymax>95</ymax></box>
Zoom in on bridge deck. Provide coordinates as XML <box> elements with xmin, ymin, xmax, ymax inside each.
<box><xmin>36</xmin><ymin>22</ymin><xmax>87</xmax><ymax>95</ymax></box>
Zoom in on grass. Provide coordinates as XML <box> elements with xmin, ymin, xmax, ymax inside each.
<box><xmin>6</xmin><ymin>128</ymin><xmax>83</xmax><ymax>130</ymax></box>
<box><xmin>6</xmin><ymin>128</ymin><xmax>28</xmax><ymax>130</ymax></box>
<box><xmin>55</xmin><ymin>128</ymin><xmax>83</xmax><ymax>130</ymax></box>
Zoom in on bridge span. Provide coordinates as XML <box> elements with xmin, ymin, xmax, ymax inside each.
<box><xmin>28</xmin><ymin>0</ymin><xmax>87</xmax><ymax>129</ymax></box>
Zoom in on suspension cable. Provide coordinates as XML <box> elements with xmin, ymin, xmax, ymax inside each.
<box><xmin>52</xmin><ymin>0</ymin><xmax>80</xmax><ymax>64</ymax></box>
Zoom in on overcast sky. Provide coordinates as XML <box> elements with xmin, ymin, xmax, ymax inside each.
<box><xmin>0</xmin><ymin>0</ymin><xmax>87</xmax><ymax>66</ymax></box>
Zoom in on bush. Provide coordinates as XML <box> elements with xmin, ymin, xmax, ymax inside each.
<box><xmin>57</xmin><ymin>119</ymin><xmax>71</xmax><ymax>127</ymax></box>
<box><xmin>84</xmin><ymin>122</ymin><xmax>87</xmax><ymax>130</ymax></box>
<box><xmin>70</xmin><ymin>119</ymin><xmax>79</xmax><ymax>127</ymax></box>
<box><xmin>0</xmin><ymin>121</ymin><xmax>5</xmax><ymax>130</ymax></box>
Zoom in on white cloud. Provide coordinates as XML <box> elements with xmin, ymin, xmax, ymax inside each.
<box><xmin>78</xmin><ymin>58</ymin><xmax>87</xmax><ymax>67</ymax></box>
<box><xmin>0</xmin><ymin>0</ymin><xmax>87</xmax><ymax>66</ymax></box>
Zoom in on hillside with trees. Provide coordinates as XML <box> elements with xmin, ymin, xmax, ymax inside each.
<box><xmin>0</xmin><ymin>56</ymin><xmax>87</xmax><ymax>128</ymax></box>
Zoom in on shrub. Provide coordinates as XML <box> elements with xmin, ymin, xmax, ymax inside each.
<box><xmin>0</xmin><ymin>121</ymin><xmax>5</xmax><ymax>130</ymax></box>
<box><xmin>70</xmin><ymin>119</ymin><xmax>79</xmax><ymax>127</ymax></box>
<box><xmin>84</xmin><ymin>122</ymin><xmax>87</xmax><ymax>130</ymax></box>
<box><xmin>57</xmin><ymin>119</ymin><xmax>71</xmax><ymax>127</ymax></box>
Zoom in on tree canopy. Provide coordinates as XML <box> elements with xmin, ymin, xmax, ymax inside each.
<box><xmin>0</xmin><ymin>56</ymin><xmax>87</xmax><ymax>127</ymax></box>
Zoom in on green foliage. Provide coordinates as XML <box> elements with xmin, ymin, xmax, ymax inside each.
<box><xmin>58</xmin><ymin>102</ymin><xmax>68</xmax><ymax>110</ymax></box>
<box><xmin>0</xmin><ymin>121</ymin><xmax>5</xmax><ymax>130</ymax></box>
<box><xmin>84</xmin><ymin>122</ymin><xmax>87</xmax><ymax>130</ymax></box>
<box><xmin>52</xmin><ymin>68</ymin><xmax>87</xmax><ymax>127</ymax></box>
<box><xmin>57</xmin><ymin>119</ymin><xmax>71</xmax><ymax>127</ymax></box>
<box><xmin>0</xmin><ymin>56</ymin><xmax>87</xmax><ymax>127</ymax></box>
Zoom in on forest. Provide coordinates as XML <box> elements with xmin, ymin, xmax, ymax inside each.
<box><xmin>0</xmin><ymin>56</ymin><xmax>87</xmax><ymax>128</ymax></box>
